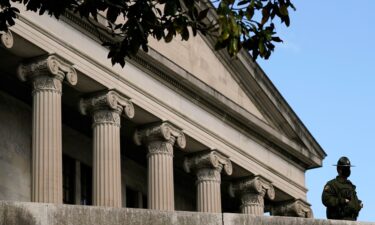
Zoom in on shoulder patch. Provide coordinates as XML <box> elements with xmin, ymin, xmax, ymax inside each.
<box><xmin>324</xmin><ymin>185</ymin><xmax>330</xmax><ymax>191</ymax></box>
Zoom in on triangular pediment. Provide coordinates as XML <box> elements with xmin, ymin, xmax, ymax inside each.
<box><xmin>148</xmin><ymin>35</ymin><xmax>270</xmax><ymax>125</ymax></box>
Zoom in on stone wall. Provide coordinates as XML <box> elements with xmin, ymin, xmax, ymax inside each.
<box><xmin>0</xmin><ymin>201</ymin><xmax>373</xmax><ymax>225</ymax></box>
<box><xmin>0</xmin><ymin>91</ymin><xmax>31</xmax><ymax>202</ymax></box>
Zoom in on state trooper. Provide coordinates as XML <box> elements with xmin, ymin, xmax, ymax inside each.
<box><xmin>322</xmin><ymin>156</ymin><xmax>363</xmax><ymax>220</ymax></box>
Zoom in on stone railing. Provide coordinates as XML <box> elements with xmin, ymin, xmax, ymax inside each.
<box><xmin>0</xmin><ymin>201</ymin><xmax>373</xmax><ymax>225</ymax></box>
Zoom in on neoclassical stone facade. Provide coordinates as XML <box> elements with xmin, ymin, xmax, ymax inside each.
<box><xmin>0</xmin><ymin>1</ymin><xmax>325</xmax><ymax>219</ymax></box>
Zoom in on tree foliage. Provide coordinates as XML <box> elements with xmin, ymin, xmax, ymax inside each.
<box><xmin>0</xmin><ymin>0</ymin><xmax>295</xmax><ymax>67</ymax></box>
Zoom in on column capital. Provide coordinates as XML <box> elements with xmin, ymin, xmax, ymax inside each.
<box><xmin>133</xmin><ymin>122</ymin><xmax>186</xmax><ymax>149</ymax></box>
<box><xmin>17</xmin><ymin>55</ymin><xmax>77</xmax><ymax>93</ymax></box>
<box><xmin>0</xmin><ymin>30</ymin><xmax>13</xmax><ymax>49</ymax></box>
<box><xmin>183</xmin><ymin>151</ymin><xmax>232</xmax><ymax>176</ymax></box>
<box><xmin>271</xmin><ymin>199</ymin><xmax>313</xmax><ymax>218</ymax></box>
<box><xmin>229</xmin><ymin>176</ymin><xmax>275</xmax><ymax>200</ymax></box>
<box><xmin>79</xmin><ymin>90</ymin><xmax>135</xmax><ymax>119</ymax></box>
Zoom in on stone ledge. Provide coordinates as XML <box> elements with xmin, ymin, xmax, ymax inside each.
<box><xmin>224</xmin><ymin>213</ymin><xmax>375</xmax><ymax>225</ymax></box>
<box><xmin>0</xmin><ymin>201</ymin><xmax>222</xmax><ymax>225</ymax></box>
<box><xmin>0</xmin><ymin>201</ymin><xmax>373</xmax><ymax>225</ymax></box>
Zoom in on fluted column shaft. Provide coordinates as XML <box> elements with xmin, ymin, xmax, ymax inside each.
<box><xmin>196</xmin><ymin>168</ymin><xmax>222</xmax><ymax>212</ymax></box>
<box><xmin>147</xmin><ymin>140</ymin><xmax>175</xmax><ymax>210</ymax></box>
<box><xmin>134</xmin><ymin>122</ymin><xmax>186</xmax><ymax>211</ymax></box>
<box><xmin>241</xmin><ymin>192</ymin><xmax>265</xmax><ymax>215</ymax></box>
<box><xmin>184</xmin><ymin>151</ymin><xmax>232</xmax><ymax>213</ymax></box>
<box><xmin>92</xmin><ymin>109</ymin><xmax>122</xmax><ymax>207</ymax></box>
<box><xmin>80</xmin><ymin>90</ymin><xmax>134</xmax><ymax>208</ymax></box>
<box><xmin>18</xmin><ymin>55</ymin><xmax>77</xmax><ymax>204</ymax></box>
<box><xmin>32</xmin><ymin>75</ymin><xmax>63</xmax><ymax>203</ymax></box>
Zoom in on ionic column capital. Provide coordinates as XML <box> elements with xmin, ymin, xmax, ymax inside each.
<box><xmin>80</xmin><ymin>90</ymin><xmax>134</xmax><ymax>126</ymax></box>
<box><xmin>0</xmin><ymin>30</ymin><xmax>14</xmax><ymax>49</ymax></box>
<box><xmin>184</xmin><ymin>151</ymin><xmax>233</xmax><ymax>179</ymax></box>
<box><xmin>271</xmin><ymin>199</ymin><xmax>313</xmax><ymax>218</ymax></box>
<box><xmin>17</xmin><ymin>55</ymin><xmax>77</xmax><ymax>93</ymax></box>
<box><xmin>229</xmin><ymin>176</ymin><xmax>275</xmax><ymax>200</ymax></box>
<box><xmin>133</xmin><ymin>122</ymin><xmax>186</xmax><ymax>150</ymax></box>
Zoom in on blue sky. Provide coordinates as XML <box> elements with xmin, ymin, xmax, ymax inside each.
<box><xmin>258</xmin><ymin>1</ymin><xmax>375</xmax><ymax>222</ymax></box>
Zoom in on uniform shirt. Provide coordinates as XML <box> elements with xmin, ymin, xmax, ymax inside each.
<box><xmin>322</xmin><ymin>176</ymin><xmax>362</xmax><ymax>221</ymax></box>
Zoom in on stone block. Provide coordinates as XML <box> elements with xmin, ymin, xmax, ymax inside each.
<box><xmin>0</xmin><ymin>201</ymin><xmax>222</xmax><ymax>225</ymax></box>
<box><xmin>0</xmin><ymin>201</ymin><xmax>374</xmax><ymax>225</ymax></box>
<box><xmin>223</xmin><ymin>213</ymin><xmax>375</xmax><ymax>225</ymax></box>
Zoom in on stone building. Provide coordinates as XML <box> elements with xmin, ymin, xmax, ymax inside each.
<box><xmin>0</xmin><ymin>2</ymin><xmax>326</xmax><ymax>219</ymax></box>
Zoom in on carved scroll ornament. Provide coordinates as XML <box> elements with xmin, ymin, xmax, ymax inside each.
<box><xmin>0</xmin><ymin>30</ymin><xmax>14</xmax><ymax>49</ymax></box>
<box><xmin>271</xmin><ymin>199</ymin><xmax>313</xmax><ymax>218</ymax></box>
<box><xmin>184</xmin><ymin>151</ymin><xmax>232</xmax><ymax>183</ymax></box>
<box><xmin>17</xmin><ymin>55</ymin><xmax>77</xmax><ymax>93</ymax></box>
<box><xmin>133</xmin><ymin>122</ymin><xmax>186</xmax><ymax>149</ymax></box>
<box><xmin>229</xmin><ymin>176</ymin><xmax>275</xmax><ymax>200</ymax></box>
<box><xmin>80</xmin><ymin>90</ymin><xmax>134</xmax><ymax>126</ymax></box>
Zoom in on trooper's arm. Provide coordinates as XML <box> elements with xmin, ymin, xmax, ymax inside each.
<box><xmin>322</xmin><ymin>184</ymin><xmax>348</xmax><ymax>207</ymax></box>
<box><xmin>348</xmin><ymin>187</ymin><xmax>363</xmax><ymax>212</ymax></box>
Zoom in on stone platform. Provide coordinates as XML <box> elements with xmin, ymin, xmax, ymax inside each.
<box><xmin>0</xmin><ymin>201</ymin><xmax>373</xmax><ymax>225</ymax></box>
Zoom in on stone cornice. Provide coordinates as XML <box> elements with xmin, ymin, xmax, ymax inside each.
<box><xmin>79</xmin><ymin>90</ymin><xmax>135</xmax><ymax>119</ymax></box>
<box><xmin>184</xmin><ymin>151</ymin><xmax>233</xmax><ymax>176</ymax></box>
<box><xmin>133</xmin><ymin>122</ymin><xmax>186</xmax><ymax>149</ymax></box>
<box><xmin>0</xmin><ymin>30</ymin><xmax>14</xmax><ymax>49</ymax></box>
<box><xmin>271</xmin><ymin>199</ymin><xmax>313</xmax><ymax>218</ymax></box>
<box><xmin>229</xmin><ymin>176</ymin><xmax>275</xmax><ymax>200</ymax></box>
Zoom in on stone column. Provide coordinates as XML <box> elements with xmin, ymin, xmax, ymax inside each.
<box><xmin>0</xmin><ymin>30</ymin><xmax>13</xmax><ymax>49</ymax></box>
<box><xmin>270</xmin><ymin>199</ymin><xmax>313</xmax><ymax>218</ymax></box>
<box><xmin>184</xmin><ymin>151</ymin><xmax>232</xmax><ymax>213</ymax></box>
<box><xmin>80</xmin><ymin>90</ymin><xmax>134</xmax><ymax>207</ymax></box>
<box><xmin>134</xmin><ymin>122</ymin><xmax>186</xmax><ymax>211</ymax></box>
<box><xmin>229</xmin><ymin>176</ymin><xmax>275</xmax><ymax>215</ymax></box>
<box><xmin>17</xmin><ymin>55</ymin><xmax>77</xmax><ymax>203</ymax></box>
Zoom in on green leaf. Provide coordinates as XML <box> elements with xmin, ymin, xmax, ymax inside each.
<box><xmin>214</xmin><ymin>40</ymin><xmax>227</xmax><ymax>51</ymax></box>
<box><xmin>164</xmin><ymin>0</ymin><xmax>177</xmax><ymax>16</ymax></box>
<box><xmin>221</xmin><ymin>29</ymin><xmax>230</xmax><ymax>41</ymax></box>
<box><xmin>142</xmin><ymin>43</ymin><xmax>149</xmax><ymax>52</ymax></box>
<box><xmin>279</xmin><ymin>4</ymin><xmax>288</xmax><ymax>16</ymax></box>
<box><xmin>237</xmin><ymin>0</ymin><xmax>249</xmax><ymax>6</ymax></box>
<box><xmin>284</xmin><ymin>15</ymin><xmax>290</xmax><ymax>26</ymax></box>
<box><xmin>230</xmin><ymin>38</ymin><xmax>238</xmax><ymax>55</ymax></box>
<box><xmin>107</xmin><ymin>7</ymin><xmax>120</xmax><ymax>23</ymax></box>
<box><xmin>197</xmin><ymin>8</ymin><xmax>209</xmax><ymax>21</ymax></box>
<box><xmin>261</xmin><ymin>8</ymin><xmax>270</xmax><ymax>25</ymax></box>
<box><xmin>271</xmin><ymin>36</ymin><xmax>282</xmax><ymax>42</ymax></box>
<box><xmin>165</xmin><ymin>29</ymin><xmax>174</xmax><ymax>43</ymax></box>
<box><xmin>246</xmin><ymin>6</ymin><xmax>254</xmax><ymax>20</ymax></box>
<box><xmin>181</xmin><ymin>26</ymin><xmax>189</xmax><ymax>41</ymax></box>
<box><xmin>259</xmin><ymin>40</ymin><xmax>264</xmax><ymax>55</ymax></box>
